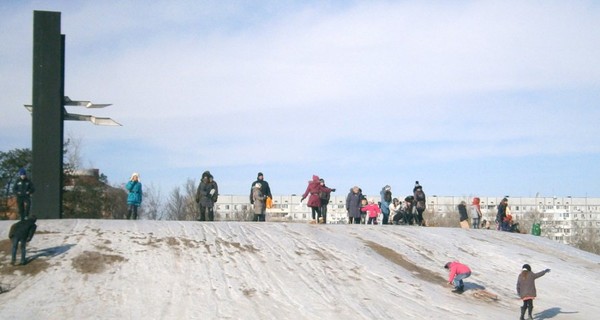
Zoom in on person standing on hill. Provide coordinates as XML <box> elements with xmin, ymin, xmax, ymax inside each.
<box><xmin>471</xmin><ymin>197</ymin><xmax>482</xmax><ymax>229</ymax></box>
<box><xmin>8</xmin><ymin>215</ymin><xmax>37</xmax><ymax>266</ymax></box>
<box><xmin>458</xmin><ymin>201</ymin><xmax>469</xmax><ymax>228</ymax></box>
<box><xmin>444</xmin><ymin>261</ymin><xmax>471</xmax><ymax>292</ymax></box>
<box><xmin>13</xmin><ymin>168</ymin><xmax>35</xmax><ymax>221</ymax></box>
<box><xmin>517</xmin><ymin>264</ymin><xmax>551</xmax><ymax>320</ymax></box>
<box><xmin>361</xmin><ymin>198</ymin><xmax>381</xmax><ymax>225</ymax></box>
<box><xmin>318</xmin><ymin>178</ymin><xmax>335</xmax><ymax>224</ymax></box>
<box><xmin>380</xmin><ymin>185</ymin><xmax>392</xmax><ymax>225</ymax></box>
<box><xmin>300</xmin><ymin>175</ymin><xmax>324</xmax><ymax>223</ymax></box>
<box><xmin>250</xmin><ymin>172</ymin><xmax>272</xmax><ymax>221</ymax></box>
<box><xmin>196</xmin><ymin>171</ymin><xmax>219</xmax><ymax>221</ymax></box>
<box><xmin>346</xmin><ymin>186</ymin><xmax>362</xmax><ymax>224</ymax></box>
<box><xmin>413</xmin><ymin>182</ymin><xmax>426</xmax><ymax>226</ymax></box>
<box><xmin>126</xmin><ymin>173</ymin><xmax>142</xmax><ymax>220</ymax></box>
<box><xmin>496</xmin><ymin>197</ymin><xmax>508</xmax><ymax>230</ymax></box>
<box><xmin>251</xmin><ymin>183</ymin><xmax>266</xmax><ymax>222</ymax></box>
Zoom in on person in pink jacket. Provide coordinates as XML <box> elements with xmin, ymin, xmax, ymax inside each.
<box><xmin>361</xmin><ymin>198</ymin><xmax>381</xmax><ymax>225</ymax></box>
<box><xmin>444</xmin><ymin>261</ymin><xmax>471</xmax><ymax>292</ymax></box>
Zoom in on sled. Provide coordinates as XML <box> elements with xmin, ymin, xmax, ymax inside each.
<box><xmin>460</xmin><ymin>220</ymin><xmax>470</xmax><ymax>229</ymax></box>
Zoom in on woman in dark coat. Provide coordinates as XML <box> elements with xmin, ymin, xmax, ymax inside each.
<box><xmin>516</xmin><ymin>264</ymin><xmax>551</xmax><ymax>320</ymax></box>
<box><xmin>346</xmin><ymin>186</ymin><xmax>362</xmax><ymax>224</ymax></box>
<box><xmin>301</xmin><ymin>175</ymin><xmax>324</xmax><ymax>223</ymax></box>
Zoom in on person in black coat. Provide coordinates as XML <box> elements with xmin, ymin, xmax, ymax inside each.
<box><xmin>8</xmin><ymin>216</ymin><xmax>37</xmax><ymax>265</ymax></box>
<box><xmin>13</xmin><ymin>168</ymin><xmax>35</xmax><ymax>221</ymax></box>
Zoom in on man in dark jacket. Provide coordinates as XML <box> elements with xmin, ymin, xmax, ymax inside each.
<box><xmin>9</xmin><ymin>216</ymin><xmax>37</xmax><ymax>265</ymax></box>
<box><xmin>13</xmin><ymin>168</ymin><xmax>35</xmax><ymax>221</ymax></box>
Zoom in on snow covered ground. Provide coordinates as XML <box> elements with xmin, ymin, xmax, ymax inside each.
<box><xmin>0</xmin><ymin>220</ymin><xmax>598</xmax><ymax>319</ymax></box>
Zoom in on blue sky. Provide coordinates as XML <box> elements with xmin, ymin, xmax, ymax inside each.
<box><xmin>1</xmin><ymin>1</ymin><xmax>599</xmax><ymax>198</ymax></box>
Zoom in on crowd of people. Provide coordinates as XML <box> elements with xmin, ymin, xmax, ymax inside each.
<box><xmin>344</xmin><ymin>181</ymin><xmax>429</xmax><ymax>226</ymax></box>
<box><xmin>8</xmin><ymin>168</ymin><xmax>551</xmax><ymax>319</ymax></box>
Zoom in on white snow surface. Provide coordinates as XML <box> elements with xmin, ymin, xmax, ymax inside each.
<box><xmin>0</xmin><ymin>220</ymin><xmax>598</xmax><ymax>319</ymax></box>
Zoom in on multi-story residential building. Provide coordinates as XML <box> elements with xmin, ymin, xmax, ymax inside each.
<box><xmin>214</xmin><ymin>195</ymin><xmax>600</xmax><ymax>245</ymax></box>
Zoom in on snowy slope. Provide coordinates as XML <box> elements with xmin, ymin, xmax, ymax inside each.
<box><xmin>0</xmin><ymin>220</ymin><xmax>598</xmax><ymax>319</ymax></box>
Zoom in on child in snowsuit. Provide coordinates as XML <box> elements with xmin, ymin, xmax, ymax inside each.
<box><xmin>517</xmin><ymin>264</ymin><xmax>550</xmax><ymax>320</ymax></box>
<box><xmin>251</xmin><ymin>183</ymin><xmax>266</xmax><ymax>222</ymax></box>
<box><xmin>445</xmin><ymin>261</ymin><xmax>471</xmax><ymax>292</ymax></box>
<box><xmin>361</xmin><ymin>199</ymin><xmax>381</xmax><ymax>225</ymax></box>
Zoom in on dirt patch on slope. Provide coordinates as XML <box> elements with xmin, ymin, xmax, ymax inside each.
<box><xmin>72</xmin><ymin>250</ymin><xmax>127</xmax><ymax>274</ymax></box>
<box><xmin>364</xmin><ymin>240</ymin><xmax>446</xmax><ymax>284</ymax></box>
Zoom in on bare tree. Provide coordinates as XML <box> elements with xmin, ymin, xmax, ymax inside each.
<box><xmin>64</xmin><ymin>132</ymin><xmax>83</xmax><ymax>172</ymax></box>
<box><xmin>165</xmin><ymin>186</ymin><xmax>186</xmax><ymax>220</ymax></box>
<box><xmin>142</xmin><ymin>183</ymin><xmax>164</xmax><ymax>220</ymax></box>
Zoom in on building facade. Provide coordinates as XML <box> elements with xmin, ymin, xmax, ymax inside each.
<box><xmin>214</xmin><ymin>195</ymin><xmax>600</xmax><ymax>245</ymax></box>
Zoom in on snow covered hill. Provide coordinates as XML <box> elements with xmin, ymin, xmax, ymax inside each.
<box><xmin>0</xmin><ymin>220</ymin><xmax>598</xmax><ymax>319</ymax></box>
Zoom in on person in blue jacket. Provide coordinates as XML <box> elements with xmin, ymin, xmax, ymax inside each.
<box><xmin>126</xmin><ymin>173</ymin><xmax>142</xmax><ymax>219</ymax></box>
<box><xmin>380</xmin><ymin>185</ymin><xmax>392</xmax><ymax>224</ymax></box>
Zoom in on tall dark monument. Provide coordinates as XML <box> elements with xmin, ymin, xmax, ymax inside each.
<box><xmin>32</xmin><ymin>11</ymin><xmax>63</xmax><ymax>219</ymax></box>
<box><xmin>28</xmin><ymin>11</ymin><xmax>119</xmax><ymax>219</ymax></box>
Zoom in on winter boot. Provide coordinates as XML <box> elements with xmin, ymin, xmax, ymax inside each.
<box><xmin>527</xmin><ymin>305</ymin><xmax>533</xmax><ymax>320</ymax></box>
<box><xmin>519</xmin><ymin>307</ymin><xmax>526</xmax><ymax>320</ymax></box>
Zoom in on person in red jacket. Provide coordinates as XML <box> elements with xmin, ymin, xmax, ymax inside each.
<box><xmin>444</xmin><ymin>261</ymin><xmax>471</xmax><ymax>292</ymax></box>
<box><xmin>301</xmin><ymin>175</ymin><xmax>326</xmax><ymax>223</ymax></box>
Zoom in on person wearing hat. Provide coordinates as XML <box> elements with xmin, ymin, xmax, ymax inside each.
<box><xmin>251</xmin><ymin>183</ymin><xmax>267</xmax><ymax>221</ymax></box>
<box><xmin>517</xmin><ymin>264</ymin><xmax>551</xmax><ymax>320</ymax></box>
<box><xmin>13</xmin><ymin>168</ymin><xmax>35</xmax><ymax>221</ymax></box>
<box><xmin>444</xmin><ymin>261</ymin><xmax>471</xmax><ymax>292</ymax></box>
<box><xmin>249</xmin><ymin>172</ymin><xmax>272</xmax><ymax>221</ymax></box>
<box><xmin>8</xmin><ymin>215</ymin><xmax>37</xmax><ymax>265</ymax></box>
<box><xmin>126</xmin><ymin>173</ymin><xmax>143</xmax><ymax>220</ymax></box>
<box><xmin>196</xmin><ymin>171</ymin><xmax>219</xmax><ymax>221</ymax></box>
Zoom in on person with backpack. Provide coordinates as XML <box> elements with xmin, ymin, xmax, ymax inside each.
<box><xmin>196</xmin><ymin>171</ymin><xmax>219</xmax><ymax>221</ymax></box>
<box><xmin>517</xmin><ymin>264</ymin><xmax>551</xmax><ymax>320</ymax></box>
<box><xmin>413</xmin><ymin>183</ymin><xmax>426</xmax><ymax>226</ymax></box>
<box><xmin>9</xmin><ymin>215</ymin><xmax>37</xmax><ymax>266</ymax></box>
<box><xmin>379</xmin><ymin>185</ymin><xmax>392</xmax><ymax>225</ymax></box>
<box><xmin>126</xmin><ymin>173</ymin><xmax>142</xmax><ymax>220</ymax></box>
<box><xmin>318</xmin><ymin>178</ymin><xmax>335</xmax><ymax>224</ymax></box>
